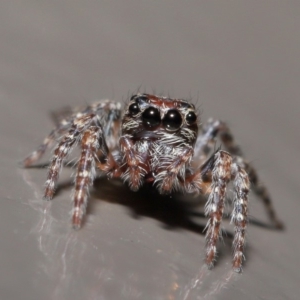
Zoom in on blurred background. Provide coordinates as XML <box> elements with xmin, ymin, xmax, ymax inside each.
<box><xmin>0</xmin><ymin>1</ymin><xmax>299</xmax><ymax>299</ymax></box>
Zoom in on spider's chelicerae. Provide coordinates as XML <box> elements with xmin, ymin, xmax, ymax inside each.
<box><xmin>23</xmin><ymin>93</ymin><xmax>283</xmax><ymax>272</ymax></box>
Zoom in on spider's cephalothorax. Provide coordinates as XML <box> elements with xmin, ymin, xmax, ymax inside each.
<box><xmin>23</xmin><ymin>93</ymin><xmax>283</xmax><ymax>272</ymax></box>
<box><xmin>120</xmin><ymin>94</ymin><xmax>199</xmax><ymax>193</ymax></box>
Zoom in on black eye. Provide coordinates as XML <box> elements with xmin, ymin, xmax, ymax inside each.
<box><xmin>128</xmin><ymin>103</ymin><xmax>140</xmax><ymax>116</ymax></box>
<box><xmin>142</xmin><ymin>107</ymin><xmax>161</xmax><ymax>128</ymax></box>
<box><xmin>186</xmin><ymin>111</ymin><xmax>197</xmax><ymax>125</ymax></box>
<box><xmin>162</xmin><ymin>109</ymin><xmax>182</xmax><ymax>131</ymax></box>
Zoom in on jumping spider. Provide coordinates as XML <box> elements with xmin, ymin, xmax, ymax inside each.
<box><xmin>23</xmin><ymin>93</ymin><xmax>283</xmax><ymax>272</ymax></box>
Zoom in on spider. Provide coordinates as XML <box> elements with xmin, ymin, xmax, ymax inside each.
<box><xmin>22</xmin><ymin>93</ymin><xmax>283</xmax><ymax>272</ymax></box>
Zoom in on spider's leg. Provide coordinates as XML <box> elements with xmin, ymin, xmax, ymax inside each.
<box><xmin>50</xmin><ymin>100</ymin><xmax>115</xmax><ymax>126</ymax></box>
<box><xmin>50</xmin><ymin>106</ymin><xmax>74</xmax><ymax>127</ymax></box>
<box><xmin>187</xmin><ymin>150</ymin><xmax>250</xmax><ymax>271</ymax></box>
<box><xmin>90</xmin><ymin>100</ymin><xmax>122</xmax><ymax>150</ymax></box>
<box><xmin>194</xmin><ymin>119</ymin><xmax>242</xmax><ymax>160</ymax></box>
<box><xmin>22</xmin><ymin>101</ymin><xmax>121</xmax><ymax>167</ymax></box>
<box><xmin>22</xmin><ymin>117</ymin><xmax>72</xmax><ymax>167</ymax></box>
<box><xmin>234</xmin><ymin>157</ymin><xmax>284</xmax><ymax>229</ymax></box>
<box><xmin>44</xmin><ymin>114</ymin><xmax>96</xmax><ymax>200</ymax></box>
<box><xmin>23</xmin><ymin>128</ymin><xmax>65</xmax><ymax>167</ymax></box>
<box><xmin>72</xmin><ymin>126</ymin><xmax>101</xmax><ymax>229</ymax></box>
<box><xmin>229</xmin><ymin>159</ymin><xmax>250</xmax><ymax>272</ymax></box>
<box><xmin>202</xmin><ymin>151</ymin><xmax>233</xmax><ymax>269</ymax></box>
<box><xmin>195</xmin><ymin>119</ymin><xmax>283</xmax><ymax>229</ymax></box>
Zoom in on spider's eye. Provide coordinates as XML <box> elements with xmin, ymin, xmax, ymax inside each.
<box><xmin>128</xmin><ymin>103</ymin><xmax>140</xmax><ymax>116</ymax></box>
<box><xmin>162</xmin><ymin>109</ymin><xmax>182</xmax><ymax>131</ymax></box>
<box><xmin>142</xmin><ymin>107</ymin><xmax>161</xmax><ymax>128</ymax></box>
<box><xmin>185</xmin><ymin>111</ymin><xmax>197</xmax><ymax>125</ymax></box>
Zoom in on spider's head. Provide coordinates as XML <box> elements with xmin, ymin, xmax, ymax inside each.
<box><xmin>122</xmin><ymin>94</ymin><xmax>198</xmax><ymax>146</ymax></box>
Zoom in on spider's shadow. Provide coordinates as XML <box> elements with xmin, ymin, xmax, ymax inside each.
<box><xmin>26</xmin><ymin>162</ymin><xmax>278</xmax><ymax>269</ymax></box>
<box><xmin>54</xmin><ymin>176</ymin><xmax>213</xmax><ymax>235</ymax></box>
<box><xmin>92</xmin><ymin>177</ymin><xmax>210</xmax><ymax>234</ymax></box>
<box><xmin>54</xmin><ymin>176</ymin><xmax>234</xmax><ymax>263</ymax></box>
<box><xmin>53</xmin><ymin>175</ymin><xmax>283</xmax><ymax>268</ymax></box>
<box><xmin>54</xmin><ymin>175</ymin><xmax>277</xmax><ymax>232</ymax></box>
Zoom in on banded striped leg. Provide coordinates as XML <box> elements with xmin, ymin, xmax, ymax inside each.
<box><xmin>50</xmin><ymin>106</ymin><xmax>74</xmax><ymax>127</ymax></box>
<box><xmin>22</xmin><ymin>101</ymin><xmax>121</xmax><ymax>168</ymax></box>
<box><xmin>234</xmin><ymin>157</ymin><xmax>283</xmax><ymax>229</ymax></box>
<box><xmin>194</xmin><ymin>119</ymin><xmax>243</xmax><ymax>161</ymax></box>
<box><xmin>231</xmin><ymin>162</ymin><xmax>250</xmax><ymax>272</ymax></box>
<box><xmin>23</xmin><ymin>129</ymin><xmax>63</xmax><ymax>167</ymax></box>
<box><xmin>44</xmin><ymin>114</ymin><xmax>96</xmax><ymax>200</ymax></box>
<box><xmin>195</xmin><ymin>119</ymin><xmax>283</xmax><ymax>229</ymax></box>
<box><xmin>203</xmin><ymin>151</ymin><xmax>250</xmax><ymax>272</ymax></box>
<box><xmin>72</xmin><ymin>127</ymin><xmax>101</xmax><ymax>229</ymax></box>
<box><xmin>204</xmin><ymin>151</ymin><xmax>232</xmax><ymax>269</ymax></box>
<box><xmin>85</xmin><ymin>100</ymin><xmax>122</xmax><ymax>150</ymax></box>
<box><xmin>22</xmin><ymin>110</ymin><xmax>75</xmax><ymax>167</ymax></box>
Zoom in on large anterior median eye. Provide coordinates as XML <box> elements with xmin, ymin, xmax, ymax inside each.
<box><xmin>142</xmin><ymin>107</ymin><xmax>161</xmax><ymax>128</ymax></box>
<box><xmin>162</xmin><ymin>109</ymin><xmax>182</xmax><ymax>131</ymax></box>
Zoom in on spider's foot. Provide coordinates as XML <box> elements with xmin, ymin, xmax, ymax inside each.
<box><xmin>22</xmin><ymin>150</ymin><xmax>43</xmax><ymax>167</ymax></box>
<box><xmin>274</xmin><ymin>219</ymin><xmax>285</xmax><ymax>230</ymax></box>
<box><xmin>72</xmin><ymin>223</ymin><xmax>82</xmax><ymax>230</ymax></box>
<box><xmin>205</xmin><ymin>251</ymin><xmax>216</xmax><ymax>270</ymax></box>
<box><xmin>232</xmin><ymin>253</ymin><xmax>244</xmax><ymax>273</ymax></box>
<box><xmin>233</xmin><ymin>266</ymin><xmax>243</xmax><ymax>273</ymax></box>
<box><xmin>72</xmin><ymin>210</ymin><xmax>83</xmax><ymax>230</ymax></box>
<box><xmin>18</xmin><ymin>159</ymin><xmax>29</xmax><ymax>168</ymax></box>
<box><xmin>206</xmin><ymin>262</ymin><xmax>215</xmax><ymax>270</ymax></box>
<box><xmin>43</xmin><ymin>190</ymin><xmax>55</xmax><ymax>200</ymax></box>
<box><xmin>43</xmin><ymin>188</ymin><xmax>54</xmax><ymax>201</ymax></box>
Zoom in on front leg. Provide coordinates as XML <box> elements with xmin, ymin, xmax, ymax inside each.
<box><xmin>203</xmin><ymin>151</ymin><xmax>233</xmax><ymax>269</ymax></box>
<box><xmin>194</xmin><ymin>118</ymin><xmax>283</xmax><ymax>229</ymax></box>
<box><xmin>203</xmin><ymin>150</ymin><xmax>249</xmax><ymax>272</ymax></box>
<box><xmin>43</xmin><ymin>114</ymin><xmax>97</xmax><ymax>200</ymax></box>
<box><xmin>72</xmin><ymin>126</ymin><xmax>101</xmax><ymax>229</ymax></box>
<box><xmin>187</xmin><ymin>150</ymin><xmax>250</xmax><ymax>272</ymax></box>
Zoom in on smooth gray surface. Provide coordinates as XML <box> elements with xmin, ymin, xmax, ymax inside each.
<box><xmin>0</xmin><ymin>1</ymin><xmax>299</xmax><ymax>299</ymax></box>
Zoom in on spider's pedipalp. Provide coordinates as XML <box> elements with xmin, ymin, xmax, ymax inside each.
<box><xmin>156</xmin><ymin>146</ymin><xmax>194</xmax><ymax>194</ymax></box>
<box><xmin>119</xmin><ymin>135</ymin><xmax>147</xmax><ymax>191</ymax></box>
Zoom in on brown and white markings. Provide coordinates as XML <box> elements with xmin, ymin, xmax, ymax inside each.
<box><xmin>22</xmin><ymin>93</ymin><xmax>283</xmax><ymax>272</ymax></box>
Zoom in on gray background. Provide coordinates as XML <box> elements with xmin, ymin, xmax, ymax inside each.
<box><xmin>0</xmin><ymin>1</ymin><xmax>299</xmax><ymax>299</ymax></box>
